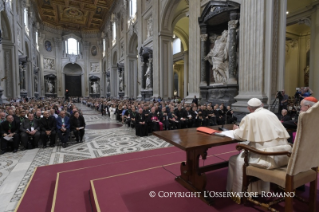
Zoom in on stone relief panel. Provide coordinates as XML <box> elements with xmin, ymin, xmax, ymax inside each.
<box><xmin>43</xmin><ymin>58</ymin><xmax>55</xmax><ymax>70</ymax></box>
<box><xmin>90</xmin><ymin>62</ymin><xmax>100</xmax><ymax>73</ymax></box>
<box><xmin>147</xmin><ymin>16</ymin><xmax>153</xmax><ymax>38</ymax></box>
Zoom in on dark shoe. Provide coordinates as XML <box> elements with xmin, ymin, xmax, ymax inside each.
<box><xmin>13</xmin><ymin>149</ymin><xmax>18</xmax><ymax>153</ymax></box>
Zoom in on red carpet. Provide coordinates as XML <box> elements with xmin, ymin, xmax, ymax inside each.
<box><xmin>16</xmin><ymin>144</ymin><xmax>237</xmax><ymax>212</ymax></box>
<box><xmin>51</xmin><ymin>145</ymin><xmax>237</xmax><ymax>212</ymax></box>
<box><xmin>90</xmin><ymin>164</ymin><xmax>319</xmax><ymax>212</ymax></box>
<box><xmin>16</xmin><ymin>147</ymin><xmax>183</xmax><ymax>212</ymax></box>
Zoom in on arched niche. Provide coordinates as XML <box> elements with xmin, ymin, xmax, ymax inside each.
<box><xmin>89</xmin><ymin>75</ymin><xmax>100</xmax><ymax>98</ymax></box>
<box><xmin>44</xmin><ymin>74</ymin><xmax>57</xmax><ymax>97</ymax></box>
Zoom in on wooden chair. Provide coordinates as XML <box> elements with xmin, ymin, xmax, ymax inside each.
<box><xmin>237</xmin><ymin>101</ymin><xmax>319</xmax><ymax>212</ymax></box>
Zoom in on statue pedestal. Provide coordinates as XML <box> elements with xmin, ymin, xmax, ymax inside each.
<box><xmin>20</xmin><ymin>90</ymin><xmax>28</xmax><ymax>98</ymax></box>
<box><xmin>90</xmin><ymin>93</ymin><xmax>100</xmax><ymax>98</ymax></box>
<box><xmin>34</xmin><ymin>92</ymin><xmax>39</xmax><ymax>99</ymax></box>
<box><xmin>118</xmin><ymin>92</ymin><xmax>125</xmax><ymax>99</ymax></box>
<box><xmin>200</xmin><ymin>84</ymin><xmax>238</xmax><ymax>106</ymax></box>
<box><xmin>141</xmin><ymin>89</ymin><xmax>153</xmax><ymax>101</ymax></box>
<box><xmin>45</xmin><ymin>93</ymin><xmax>57</xmax><ymax>98</ymax></box>
<box><xmin>106</xmin><ymin>92</ymin><xmax>111</xmax><ymax>98</ymax></box>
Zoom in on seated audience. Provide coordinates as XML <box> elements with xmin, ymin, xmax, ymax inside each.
<box><xmin>70</xmin><ymin>111</ymin><xmax>86</xmax><ymax>143</ymax></box>
<box><xmin>20</xmin><ymin>113</ymin><xmax>41</xmax><ymax>149</ymax></box>
<box><xmin>56</xmin><ymin>111</ymin><xmax>70</xmax><ymax>148</ymax></box>
<box><xmin>1</xmin><ymin>115</ymin><xmax>20</xmax><ymax>154</ymax></box>
<box><xmin>40</xmin><ymin>111</ymin><xmax>56</xmax><ymax>148</ymax></box>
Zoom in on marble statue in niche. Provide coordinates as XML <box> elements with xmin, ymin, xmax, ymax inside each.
<box><xmin>91</xmin><ymin>46</ymin><xmax>97</xmax><ymax>56</ymax></box>
<box><xmin>106</xmin><ymin>77</ymin><xmax>110</xmax><ymax>92</ymax></box>
<box><xmin>119</xmin><ymin>72</ymin><xmax>123</xmax><ymax>92</ymax></box>
<box><xmin>46</xmin><ymin>80</ymin><xmax>54</xmax><ymax>93</ymax></box>
<box><xmin>43</xmin><ymin>58</ymin><xmax>55</xmax><ymax>70</ymax></box>
<box><xmin>17</xmin><ymin>29</ymin><xmax>21</xmax><ymax>48</ymax></box>
<box><xmin>34</xmin><ymin>77</ymin><xmax>38</xmax><ymax>92</ymax></box>
<box><xmin>45</xmin><ymin>40</ymin><xmax>52</xmax><ymax>52</ymax></box>
<box><xmin>91</xmin><ymin>81</ymin><xmax>99</xmax><ymax>93</ymax></box>
<box><xmin>145</xmin><ymin>62</ymin><xmax>151</xmax><ymax>89</ymax></box>
<box><xmin>205</xmin><ymin>30</ymin><xmax>229</xmax><ymax>83</ymax></box>
<box><xmin>147</xmin><ymin>16</ymin><xmax>153</xmax><ymax>38</ymax></box>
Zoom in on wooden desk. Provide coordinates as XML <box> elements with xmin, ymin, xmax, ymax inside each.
<box><xmin>153</xmin><ymin>125</ymin><xmax>238</xmax><ymax>205</ymax></box>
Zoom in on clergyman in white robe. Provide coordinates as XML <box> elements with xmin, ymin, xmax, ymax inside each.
<box><xmin>226</xmin><ymin>100</ymin><xmax>291</xmax><ymax>204</ymax></box>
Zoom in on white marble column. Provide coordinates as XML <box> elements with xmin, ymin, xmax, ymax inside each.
<box><xmin>310</xmin><ymin>6</ymin><xmax>319</xmax><ymax>99</ymax></box>
<box><xmin>183</xmin><ymin>50</ymin><xmax>189</xmax><ymax>98</ymax></box>
<box><xmin>185</xmin><ymin>0</ymin><xmax>201</xmax><ymax>102</ymax></box>
<box><xmin>232</xmin><ymin>0</ymin><xmax>286</xmax><ymax>112</ymax></box>
<box><xmin>159</xmin><ymin>35</ymin><xmax>173</xmax><ymax>99</ymax></box>
<box><xmin>0</xmin><ymin>0</ymin><xmax>6</xmax><ymax>101</ymax></box>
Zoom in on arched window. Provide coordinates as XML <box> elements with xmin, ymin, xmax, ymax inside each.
<box><xmin>103</xmin><ymin>38</ymin><xmax>106</xmax><ymax>57</ymax></box>
<box><xmin>65</xmin><ymin>38</ymin><xmax>79</xmax><ymax>55</ymax></box>
<box><xmin>173</xmin><ymin>38</ymin><xmax>181</xmax><ymax>55</ymax></box>
<box><xmin>35</xmin><ymin>31</ymin><xmax>39</xmax><ymax>50</ymax></box>
<box><xmin>112</xmin><ymin>22</ymin><xmax>116</xmax><ymax>46</ymax></box>
<box><xmin>24</xmin><ymin>8</ymin><xmax>29</xmax><ymax>35</ymax></box>
<box><xmin>129</xmin><ymin>0</ymin><xmax>137</xmax><ymax>19</ymax></box>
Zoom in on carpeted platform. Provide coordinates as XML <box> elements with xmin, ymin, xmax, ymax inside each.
<box><xmin>90</xmin><ymin>164</ymin><xmax>319</xmax><ymax>212</ymax></box>
<box><xmin>15</xmin><ymin>144</ymin><xmax>237</xmax><ymax>212</ymax></box>
<box><xmin>51</xmin><ymin>145</ymin><xmax>238</xmax><ymax>212</ymax></box>
<box><xmin>15</xmin><ymin>147</ymin><xmax>183</xmax><ymax>212</ymax></box>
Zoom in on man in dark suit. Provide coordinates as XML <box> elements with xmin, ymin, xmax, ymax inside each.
<box><xmin>279</xmin><ymin>109</ymin><xmax>291</xmax><ymax>122</ymax></box>
<box><xmin>70</xmin><ymin>111</ymin><xmax>85</xmax><ymax>143</ymax></box>
<box><xmin>56</xmin><ymin>111</ymin><xmax>70</xmax><ymax>148</ymax></box>
<box><xmin>136</xmin><ymin>108</ymin><xmax>147</xmax><ymax>137</ymax></box>
<box><xmin>192</xmin><ymin>95</ymin><xmax>198</xmax><ymax>106</ymax></box>
<box><xmin>65</xmin><ymin>89</ymin><xmax>69</xmax><ymax>102</ymax></box>
<box><xmin>1</xmin><ymin>115</ymin><xmax>20</xmax><ymax>154</ymax></box>
<box><xmin>20</xmin><ymin>113</ymin><xmax>41</xmax><ymax>149</ymax></box>
<box><xmin>40</xmin><ymin>111</ymin><xmax>56</xmax><ymax>148</ymax></box>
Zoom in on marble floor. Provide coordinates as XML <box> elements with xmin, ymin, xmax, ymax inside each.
<box><xmin>0</xmin><ymin>104</ymin><xmax>171</xmax><ymax>212</ymax></box>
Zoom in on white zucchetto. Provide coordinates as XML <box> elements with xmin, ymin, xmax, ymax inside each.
<box><xmin>247</xmin><ymin>98</ymin><xmax>262</xmax><ymax>107</ymax></box>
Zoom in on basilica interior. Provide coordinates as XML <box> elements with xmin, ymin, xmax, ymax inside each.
<box><xmin>0</xmin><ymin>0</ymin><xmax>319</xmax><ymax>211</ymax></box>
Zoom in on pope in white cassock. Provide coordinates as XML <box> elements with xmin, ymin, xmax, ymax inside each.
<box><xmin>226</xmin><ymin>98</ymin><xmax>292</xmax><ymax>203</ymax></box>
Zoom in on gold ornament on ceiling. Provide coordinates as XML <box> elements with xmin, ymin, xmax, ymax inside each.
<box><xmin>35</xmin><ymin>0</ymin><xmax>115</xmax><ymax>32</ymax></box>
<box><xmin>64</xmin><ymin>8</ymin><xmax>83</xmax><ymax>20</ymax></box>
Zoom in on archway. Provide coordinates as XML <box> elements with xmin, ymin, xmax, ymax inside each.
<box><xmin>159</xmin><ymin>0</ymin><xmax>189</xmax><ymax>99</ymax></box>
<box><xmin>63</xmin><ymin>63</ymin><xmax>82</xmax><ymax>97</ymax></box>
<box><xmin>128</xmin><ymin>33</ymin><xmax>138</xmax><ymax>98</ymax></box>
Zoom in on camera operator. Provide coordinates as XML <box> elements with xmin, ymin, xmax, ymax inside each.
<box><xmin>276</xmin><ymin>90</ymin><xmax>288</xmax><ymax>115</ymax></box>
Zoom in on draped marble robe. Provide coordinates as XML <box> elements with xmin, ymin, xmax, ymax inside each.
<box><xmin>226</xmin><ymin>107</ymin><xmax>291</xmax><ymax>203</ymax></box>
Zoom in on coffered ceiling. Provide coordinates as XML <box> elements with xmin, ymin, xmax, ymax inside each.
<box><xmin>35</xmin><ymin>0</ymin><xmax>115</xmax><ymax>32</ymax></box>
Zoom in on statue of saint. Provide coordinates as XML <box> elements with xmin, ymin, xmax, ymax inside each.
<box><xmin>46</xmin><ymin>80</ymin><xmax>54</xmax><ymax>93</ymax></box>
<box><xmin>106</xmin><ymin>78</ymin><xmax>110</xmax><ymax>92</ymax></box>
<box><xmin>91</xmin><ymin>82</ymin><xmax>99</xmax><ymax>93</ymax></box>
<box><xmin>119</xmin><ymin>73</ymin><xmax>123</xmax><ymax>92</ymax></box>
<box><xmin>144</xmin><ymin>63</ymin><xmax>151</xmax><ymax>89</ymax></box>
<box><xmin>205</xmin><ymin>30</ymin><xmax>229</xmax><ymax>83</ymax></box>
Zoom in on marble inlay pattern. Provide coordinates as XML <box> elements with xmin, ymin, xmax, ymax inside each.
<box><xmin>0</xmin><ymin>103</ymin><xmax>171</xmax><ymax>211</ymax></box>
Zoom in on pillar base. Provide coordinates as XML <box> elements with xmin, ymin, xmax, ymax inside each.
<box><xmin>200</xmin><ymin>84</ymin><xmax>238</xmax><ymax>106</ymax></box>
<box><xmin>90</xmin><ymin>94</ymin><xmax>100</xmax><ymax>98</ymax></box>
<box><xmin>118</xmin><ymin>92</ymin><xmax>125</xmax><ymax>99</ymax></box>
<box><xmin>141</xmin><ymin>89</ymin><xmax>153</xmax><ymax>101</ymax></box>
<box><xmin>232</xmin><ymin>93</ymin><xmax>268</xmax><ymax>112</ymax></box>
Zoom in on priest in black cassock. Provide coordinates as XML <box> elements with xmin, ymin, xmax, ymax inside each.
<box><xmin>1</xmin><ymin>115</ymin><xmax>20</xmax><ymax>154</ymax></box>
<box><xmin>136</xmin><ymin>108</ymin><xmax>147</xmax><ymax>137</ymax></box>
